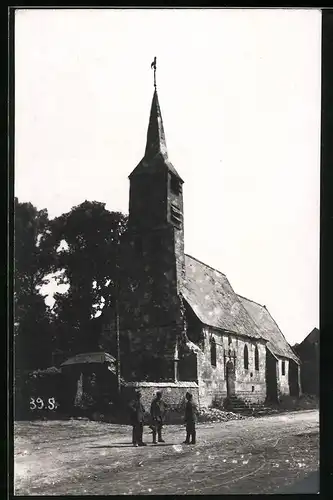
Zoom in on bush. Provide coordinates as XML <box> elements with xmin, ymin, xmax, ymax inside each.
<box><xmin>15</xmin><ymin>366</ymin><xmax>64</xmax><ymax>420</ymax></box>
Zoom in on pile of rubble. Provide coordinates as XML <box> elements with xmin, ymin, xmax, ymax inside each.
<box><xmin>198</xmin><ymin>407</ymin><xmax>246</xmax><ymax>422</ymax></box>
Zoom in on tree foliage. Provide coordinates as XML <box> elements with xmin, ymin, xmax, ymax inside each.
<box><xmin>14</xmin><ymin>197</ymin><xmax>128</xmax><ymax>369</ymax></box>
<box><xmin>14</xmin><ymin>197</ymin><xmax>54</xmax><ymax>369</ymax></box>
<box><xmin>45</xmin><ymin>201</ymin><xmax>128</xmax><ymax>357</ymax></box>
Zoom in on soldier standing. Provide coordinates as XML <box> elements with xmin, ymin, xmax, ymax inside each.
<box><xmin>150</xmin><ymin>391</ymin><xmax>168</xmax><ymax>444</ymax></box>
<box><xmin>183</xmin><ymin>392</ymin><xmax>198</xmax><ymax>445</ymax></box>
<box><xmin>129</xmin><ymin>390</ymin><xmax>147</xmax><ymax>447</ymax></box>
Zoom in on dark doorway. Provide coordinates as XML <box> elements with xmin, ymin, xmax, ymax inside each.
<box><xmin>178</xmin><ymin>350</ymin><xmax>198</xmax><ymax>381</ymax></box>
<box><xmin>226</xmin><ymin>361</ymin><xmax>235</xmax><ymax>397</ymax></box>
<box><xmin>289</xmin><ymin>359</ymin><xmax>300</xmax><ymax>397</ymax></box>
<box><xmin>266</xmin><ymin>349</ymin><xmax>278</xmax><ymax>403</ymax></box>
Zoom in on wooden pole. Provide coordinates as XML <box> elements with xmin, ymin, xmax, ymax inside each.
<box><xmin>115</xmin><ymin>239</ymin><xmax>121</xmax><ymax>395</ymax></box>
<box><xmin>116</xmin><ymin>291</ymin><xmax>121</xmax><ymax>394</ymax></box>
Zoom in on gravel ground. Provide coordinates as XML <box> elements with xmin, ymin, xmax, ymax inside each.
<box><xmin>14</xmin><ymin>409</ymin><xmax>319</xmax><ymax>495</ymax></box>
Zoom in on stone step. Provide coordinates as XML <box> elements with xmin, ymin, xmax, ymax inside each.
<box><xmin>224</xmin><ymin>396</ymin><xmax>269</xmax><ymax>414</ymax></box>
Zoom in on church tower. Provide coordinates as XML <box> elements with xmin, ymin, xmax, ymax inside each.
<box><xmin>119</xmin><ymin>66</ymin><xmax>186</xmax><ymax>380</ymax></box>
<box><xmin>128</xmin><ymin>88</ymin><xmax>185</xmax><ymax>287</ymax></box>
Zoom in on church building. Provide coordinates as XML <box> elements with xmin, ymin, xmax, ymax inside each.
<box><xmin>99</xmin><ymin>75</ymin><xmax>301</xmax><ymax>410</ymax></box>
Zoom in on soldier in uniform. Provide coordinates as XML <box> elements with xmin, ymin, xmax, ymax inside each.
<box><xmin>183</xmin><ymin>392</ymin><xmax>198</xmax><ymax>445</ymax></box>
<box><xmin>129</xmin><ymin>390</ymin><xmax>147</xmax><ymax>447</ymax></box>
<box><xmin>150</xmin><ymin>391</ymin><xmax>168</xmax><ymax>444</ymax></box>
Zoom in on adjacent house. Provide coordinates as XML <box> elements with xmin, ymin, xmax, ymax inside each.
<box><xmin>293</xmin><ymin>328</ymin><xmax>319</xmax><ymax>396</ymax></box>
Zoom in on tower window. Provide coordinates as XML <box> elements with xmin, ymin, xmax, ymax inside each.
<box><xmin>170</xmin><ymin>175</ymin><xmax>181</xmax><ymax>194</ymax></box>
<box><xmin>281</xmin><ymin>360</ymin><xmax>285</xmax><ymax>375</ymax></box>
<box><xmin>254</xmin><ymin>345</ymin><xmax>259</xmax><ymax>371</ymax></box>
<box><xmin>170</xmin><ymin>203</ymin><xmax>182</xmax><ymax>228</ymax></box>
<box><xmin>244</xmin><ymin>345</ymin><xmax>249</xmax><ymax>370</ymax></box>
<box><xmin>210</xmin><ymin>337</ymin><xmax>217</xmax><ymax>367</ymax></box>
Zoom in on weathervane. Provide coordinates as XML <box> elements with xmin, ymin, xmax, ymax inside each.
<box><xmin>151</xmin><ymin>56</ymin><xmax>157</xmax><ymax>89</ymax></box>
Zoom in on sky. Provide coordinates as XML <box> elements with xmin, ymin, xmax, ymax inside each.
<box><xmin>15</xmin><ymin>8</ymin><xmax>321</xmax><ymax>345</ymax></box>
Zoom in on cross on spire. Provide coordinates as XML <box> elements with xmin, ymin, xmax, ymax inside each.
<box><xmin>151</xmin><ymin>56</ymin><xmax>157</xmax><ymax>89</ymax></box>
<box><xmin>128</xmin><ymin>60</ymin><xmax>183</xmax><ymax>182</ymax></box>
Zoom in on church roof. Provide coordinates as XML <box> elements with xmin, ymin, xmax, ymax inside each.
<box><xmin>182</xmin><ymin>254</ymin><xmax>299</xmax><ymax>362</ymax></box>
<box><xmin>129</xmin><ymin>89</ymin><xmax>183</xmax><ymax>182</ymax></box>
<box><xmin>183</xmin><ymin>255</ymin><xmax>262</xmax><ymax>340</ymax></box>
<box><xmin>237</xmin><ymin>295</ymin><xmax>300</xmax><ymax>363</ymax></box>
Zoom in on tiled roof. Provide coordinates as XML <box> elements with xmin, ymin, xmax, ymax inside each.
<box><xmin>183</xmin><ymin>254</ymin><xmax>298</xmax><ymax>363</ymax></box>
<box><xmin>237</xmin><ymin>295</ymin><xmax>300</xmax><ymax>364</ymax></box>
<box><xmin>183</xmin><ymin>255</ymin><xmax>262</xmax><ymax>340</ymax></box>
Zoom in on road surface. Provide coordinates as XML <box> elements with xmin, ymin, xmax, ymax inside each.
<box><xmin>14</xmin><ymin>409</ymin><xmax>319</xmax><ymax>495</ymax></box>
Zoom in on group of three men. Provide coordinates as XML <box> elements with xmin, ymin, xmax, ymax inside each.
<box><xmin>128</xmin><ymin>390</ymin><xmax>197</xmax><ymax>446</ymax></box>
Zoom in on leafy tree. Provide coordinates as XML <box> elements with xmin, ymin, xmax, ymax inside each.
<box><xmin>14</xmin><ymin>198</ymin><xmax>54</xmax><ymax>370</ymax></box>
<box><xmin>45</xmin><ymin>201</ymin><xmax>128</xmax><ymax>357</ymax></box>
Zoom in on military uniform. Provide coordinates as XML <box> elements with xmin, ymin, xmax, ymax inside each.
<box><xmin>150</xmin><ymin>394</ymin><xmax>168</xmax><ymax>443</ymax></box>
<box><xmin>129</xmin><ymin>395</ymin><xmax>146</xmax><ymax>446</ymax></box>
<box><xmin>184</xmin><ymin>397</ymin><xmax>198</xmax><ymax>444</ymax></box>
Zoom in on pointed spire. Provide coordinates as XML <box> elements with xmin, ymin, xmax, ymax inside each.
<box><xmin>128</xmin><ymin>60</ymin><xmax>183</xmax><ymax>182</ymax></box>
<box><xmin>144</xmin><ymin>89</ymin><xmax>168</xmax><ymax>161</ymax></box>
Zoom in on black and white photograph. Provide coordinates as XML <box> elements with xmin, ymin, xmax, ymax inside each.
<box><xmin>12</xmin><ymin>7</ymin><xmax>320</xmax><ymax>495</ymax></box>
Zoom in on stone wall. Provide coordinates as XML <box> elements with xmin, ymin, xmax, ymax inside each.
<box><xmin>112</xmin><ymin>162</ymin><xmax>186</xmax><ymax>382</ymax></box>
<box><xmin>233</xmin><ymin>336</ymin><xmax>266</xmax><ymax>404</ymax></box>
<box><xmin>196</xmin><ymin>327</ymin><xmax>267</xmax><ymax>407</ymax></box>
<box><xmin>122</xmin><ymin>381</ymin><xmax>199</xmax><ymax>423</ymax></box>
<box><xmin>196</xmin><ymin>328</ymin><xmax>226</xmax><ymax>407</ymax></box>
<box><xmin>277</xmin><ymin>358</ymin><xmax>290</xmax><ymax>396</ymax></box>
<box><xmin>103</xmin><ymin>323</ymin><xmax>182</xmax><ymax>381</ymax></box>
<box><xmin>123</xmin><ymin>325</ymin><xmax>180</xmax><ymax>381</ymax></box>
<box><xmin>128</xmin><ymin>170</ymin><xmax>168</xmax><ymax>230</ymax></box>
<box><xmin>121</xmin><ymin>224</ymin><xmax>181</xmax><ymax>330</ymax></box>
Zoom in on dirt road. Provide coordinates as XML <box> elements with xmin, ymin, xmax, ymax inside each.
<box><xmin>14</xmin><ymin>409</ymin><xmax>319</xmax><ymax>495</ymax></box>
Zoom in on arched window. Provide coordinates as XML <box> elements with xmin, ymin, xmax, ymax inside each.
<box><xmin>281</xmin><ymin>360</ymin><xmax>285</xmax><ymax>375</ymax></box>
<box><xmin>210</xmin><ymin>337</ymin><xmax>217</xmax><ymax>367</ymax></box>
<box><xmin>254</xmin><ymin>345</ymin><xmax>259</xmax><ymax>371</ymax></box>
<box><xmin>244</xmin><ymin>345</ymin><xmax>249</xmax><ymax>370</ymax></box>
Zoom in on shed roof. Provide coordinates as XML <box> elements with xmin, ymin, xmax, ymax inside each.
<box><xmin>61</xmin><ymin>352</ymin><xmax>116</xmax><ymax>367</ymax></box>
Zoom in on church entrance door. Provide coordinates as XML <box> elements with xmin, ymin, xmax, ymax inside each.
<box><xmin>226</xmin><ymin>361</ymin><xmax>236</xmax><ymax>397</ymax></box>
